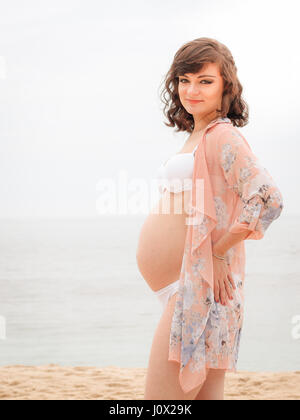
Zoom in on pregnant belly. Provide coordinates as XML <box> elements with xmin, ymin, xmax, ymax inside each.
<box><xmin>136</xmin><ymin>191</ymin><xmax>191</xmax><ymax>292</ymax></box>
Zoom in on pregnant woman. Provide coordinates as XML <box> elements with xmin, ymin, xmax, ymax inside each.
<box><xmin>136</xmin><ymin>37</ymin><xmax>284</xmax><ymax>400</ymax></box>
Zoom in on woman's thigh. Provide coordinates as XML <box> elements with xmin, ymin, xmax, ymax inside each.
<box><xmin>144</xmin><ymin>291</ymin><xmax>206</xmax><ymax>400</ymax></box>
<box><xmin>194</xmin><ymin>368</ymin><xmax>227</xmax><ymax>400</ymax></box>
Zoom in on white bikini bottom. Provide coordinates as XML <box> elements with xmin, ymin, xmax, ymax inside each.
<box><xmin>154</xmin><ymin>279</ymin><xmax>180</xmax><ymax>311</ymax></box>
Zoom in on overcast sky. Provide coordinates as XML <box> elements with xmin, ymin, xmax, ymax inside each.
<box><xmin>0</xmin><ymin>0</ymin><xmax>299</xmax><ymax>219</ymax></box>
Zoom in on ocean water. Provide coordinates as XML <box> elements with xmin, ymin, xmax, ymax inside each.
<box><xmin>0</xmin><ymin>213</ymin><xmax>299</xmax><ymax>371</ymax></box>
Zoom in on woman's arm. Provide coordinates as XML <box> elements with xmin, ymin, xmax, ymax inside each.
<box><xmin>212</xmin><ymin>230</ymin><xmax>249</xmax><ymax>256</ymax></box>
<box><xmin>217</xmin><ymin>127</ymin><xmax>284</xmax><ymax>240</ymax></box>
<box><xmin>210</xmin><ymin>126</ymin><xmax>284</xmax><ymax>305</ymax></box>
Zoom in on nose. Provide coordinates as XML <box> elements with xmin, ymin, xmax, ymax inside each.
<box><xmin>186</xmin><ymin>82</ymin><xmax>200</xmax><ymax>97</ymax></box>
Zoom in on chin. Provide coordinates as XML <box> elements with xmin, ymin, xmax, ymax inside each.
<box><xmin>186</xmin><ymin>105</ymin><xmax>208</xmax><ymax>114</ymax></box>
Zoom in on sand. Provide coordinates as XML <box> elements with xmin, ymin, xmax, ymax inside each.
<box><xmin>0</xmin><ymin>365</ymin><xmax>299</xmax><ymax>400</ymax></box>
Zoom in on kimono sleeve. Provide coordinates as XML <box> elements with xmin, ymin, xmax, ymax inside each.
<box><xmin>217</xmin><ymin>128</ymin><xmax>284</xmax><ymax>240</ymax></box>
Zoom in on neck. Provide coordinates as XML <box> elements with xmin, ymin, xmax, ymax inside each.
<box><xmin>193</xmin><ymin>111</ymin><xmax>220</xmax><ymax>133</ymax></box>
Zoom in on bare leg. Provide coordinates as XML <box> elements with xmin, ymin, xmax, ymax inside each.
<box><xmin>194</xmin><ymin>368</ymin><xmax>226</xmax><ymax>400</ymax></box>
<box><xmin>144</xmin><ymin>291</ymin><xmax>206</xmax><ymax>400</ymax></box>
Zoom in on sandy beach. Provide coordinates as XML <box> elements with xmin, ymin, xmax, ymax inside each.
<box><xmin>0</xmin><ymin>365</ymin><xmax>299</xmax><ymax>400</ymax></box>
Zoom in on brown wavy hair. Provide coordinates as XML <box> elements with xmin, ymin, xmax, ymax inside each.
<box><xmin>159</xmin><ymin>37</ymin><xmax>249</xmax><ymax>132</ymax></box>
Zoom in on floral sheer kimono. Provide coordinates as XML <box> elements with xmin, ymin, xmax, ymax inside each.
<box><xmin>168</xmin><ymin>116</ymin><xmax>284</xmax><ymax>394</ymax></box>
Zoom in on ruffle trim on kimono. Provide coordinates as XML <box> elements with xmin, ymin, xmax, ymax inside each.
<box><xmin>167</xmin><ymin>116</ymin><xmax>284</xmax><ymax>394</ymax></box>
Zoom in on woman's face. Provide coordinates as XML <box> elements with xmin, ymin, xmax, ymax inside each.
<box><xmin>177</xmin><ymin>62</ymin><xmax>224</xmax><ymax>119</ymax></box>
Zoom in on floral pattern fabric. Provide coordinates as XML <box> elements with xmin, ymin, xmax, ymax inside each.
<box><xmin>168</xmin><ymin>117</ymin><xmax>284</xmax><ymax>394</ymax></box>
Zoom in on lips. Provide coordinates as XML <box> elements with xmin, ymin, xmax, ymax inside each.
<box><xmin>187</xmin><ymin>99</ymin><xmax>204</xmax><ymax>103</ymax></box>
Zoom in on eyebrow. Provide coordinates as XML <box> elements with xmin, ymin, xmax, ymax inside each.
<box><xmin>181</xmin><ymin>74</ymin><xmax>216</xmax><ymax>78</ymax></box>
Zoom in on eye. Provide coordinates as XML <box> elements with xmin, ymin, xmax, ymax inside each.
<box><xmin>179</xmin><ymin>78</ymin><xmax>213</xmax><ymax>84</ymax></box>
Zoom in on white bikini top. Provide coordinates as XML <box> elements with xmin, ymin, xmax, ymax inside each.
<box><xmin>156</xmin><ymin>142</ymin><xmax>200</xmax><ymax>194</ymax></box>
